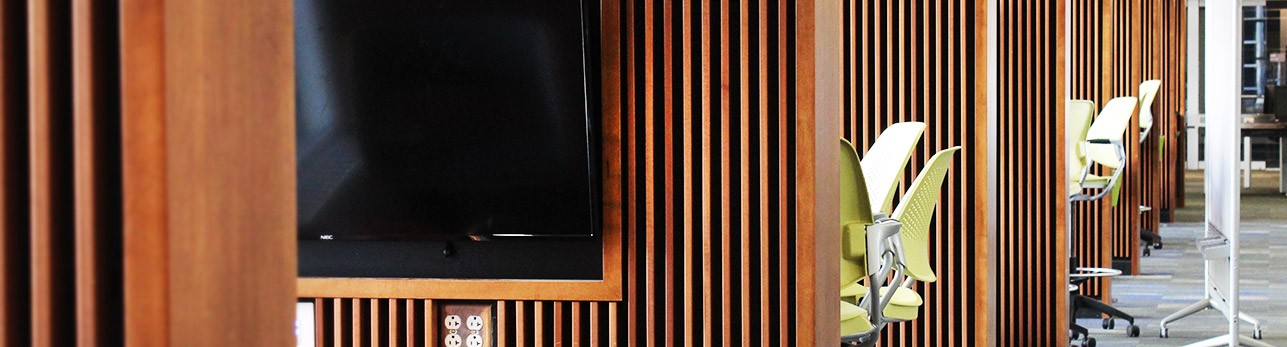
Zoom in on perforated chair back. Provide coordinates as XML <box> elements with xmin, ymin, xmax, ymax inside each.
<box><xmin>839</xmin><ymin>139</ymin><xmax>875</xmax><ymax>286</ymax></box>
<box><xmin>861</xmin><ymin>122</ymin><xmax>927</xmax><ymax>215</ymax></box>
<box><xmin>890</xmin><ymin>146</ymin><xmax>960</xmax><ymax>283</ymax></box>
<box><xmin>1066</xmin><ymin>100</ymin><xmax>1096</xmax><ymax>192</ymax></box>
<box><xmin>1085</xmin><ymin>96</ymin><xmax>1138</xmax><ymax>169</ymax></box>
<box><xmin>1138</xmin><ymin>79</ymin><xmax>1161</xmax><ymax>137</ymax></box>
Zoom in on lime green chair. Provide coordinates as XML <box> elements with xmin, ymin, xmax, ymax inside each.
<box><xmin>1136</xmin><ymin>80</ymin><xmax>1165</xmax><ymax>251</ymax></box>
<box><xmin>840</xmin><ymin>145</ymin><xmax>960</xmax><ymax>323</ymax></box>
<box><xmin>838</xmin><ymin>139</ymin><xmax>879</xmax><ymax>339</ymax></box>
<box><xmin>1137</xmin><ymin>80</ymin><xmax>1162</xmax><ymax>145</ymax></box>
<box><xmin>838</xmin><ymin>139</ymin><xmax>905</xmax><ymax>342</ymax></box>
<box><xmin>861</xmin><ymin>122</ymin><xmax>927</xmax><ymax>217</ymax></box>
<box><xmin>1066</xmin><ymin>100</ymin><xmax>1097</xmax><ymax>194</ymax></box>
<box><xmin>877</xmin><ymin>146</ymin><xmax>959</xmax><ymax>321</ymax></box>
<box><xmin>1067</xmin><ymin>96</ymin><xmax>1142</xmax><ymax>345</ymax></box>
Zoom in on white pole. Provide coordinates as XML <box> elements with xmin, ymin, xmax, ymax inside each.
<box><xmin>1205</xmin><ymin>0</ymin><xmax>1242</xmax><ymax>345</ymax></box>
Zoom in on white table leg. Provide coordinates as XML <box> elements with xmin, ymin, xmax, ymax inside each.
<box><xmin>1280</xmin><ymin>135</ymin><xmax>1285</xmax><ymax>194</ymax></box>
<box><xmin>1244</xmin><ymin>136</ymin><xmax>1252</xmax><ymax>188</ymax></box>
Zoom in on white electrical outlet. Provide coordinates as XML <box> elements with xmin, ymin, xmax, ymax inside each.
<box><xmin>444</xmin><ymin>333</ymin><xmax>463</xmax><ymax>347</ymax></box>
<box><xmin>444</xmin><ymin>315</ymin><xmax>463</xmax><ymax>330</ymax></box>
<box><xmin>440</xmin><ymin>302</ymin><xmax>493</xmax><ymax>347</ymax></box>
<box><xmin>466</xmin><ymin>333</ymin><xmax>484</xmax><ymax>347</ymax></box>
<box><xmin>466</xmin><ymin>315</ymin><xmax>484</xmax><ymax>331</ymax></box>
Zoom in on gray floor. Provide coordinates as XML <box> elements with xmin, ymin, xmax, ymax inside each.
<box><xmin>1090</xmin><ymin>171</ymin><xmax>1287</xmax><ymax>346</ymax></box>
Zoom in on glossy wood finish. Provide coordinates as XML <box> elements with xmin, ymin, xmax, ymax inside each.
<box><xmin>303</xmin><ymin>0</ymin><xmax>843</xmax><ymax>345</ymax></box>
<box><xmin>840</xmin><ymin>1</ymin><xmax>989</xmax><ymax>345</ymax></box>
<box><xmin>993</xmin><ymin>1</ymin><xmax>1068</xmax><ymax>345</ymax></box>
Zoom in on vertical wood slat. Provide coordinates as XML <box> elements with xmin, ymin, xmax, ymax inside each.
<box><xmin>72</xmin><ymin>0</ymin><xmax>124</xmax><ymax>344</ymax></box>
<box><xmin>29</xmin><ymin>0</ymin><xmax>75</xmax><ymax>344</ymax></box>
<box><xmin>70</xmin><ymin>0</ymin><xmax>98</xmax><ymax>343</ymax></box>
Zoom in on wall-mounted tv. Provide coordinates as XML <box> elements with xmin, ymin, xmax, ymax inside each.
<box><xmin>296</xmin><ymin>0</ymin><xmax>601</xmax><ymax>242</ymax></box>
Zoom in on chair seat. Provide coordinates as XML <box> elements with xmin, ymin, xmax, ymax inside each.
<box><xmin>840</xmin><ymin>283</ymin><xmax>924</xmax><ymax>320</ymax></box>
<box><xmin>1073</xmin><ymin>173</ymin><xmax>1111</xmax><ymax>188</ymax></box>
<box><xmin>841</xmin><ymin>302</ymin><xmax>874</xmax><ymax>336</ymax></box>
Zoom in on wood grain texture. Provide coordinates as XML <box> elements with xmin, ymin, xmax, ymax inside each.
<box><xmin>120</xmin><ymin>0</ymin><xmax>168</xmax><ymax>343</ymax></box>
<box><xmin>302</xmin><ymin>0</ymin><xmax>844</xmax><ymax>345</ymax></box>
<box><xmin>121</xmin><ymin>0</ymin><xmax>296</xmax><ymax>345</ymax></box>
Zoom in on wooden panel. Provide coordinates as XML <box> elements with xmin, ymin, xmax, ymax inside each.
<box><xmin>303</xmin><ymin>0</ymin><xmax>844</xmax><ymax>344</ymax></box>
<box><xmin>841</xmin><ymin>0</ymin><xmax>989</xmax><ymax>345</ymax></box>
<box><xmin>992</xmin><ymin>0</ymin><xmax>1067</xmax><ymax>345</ymax></box>
<box><xmin>120</xmin><ymin>0</ymin><xmax>296</xmax><ymax>345</ymax></box>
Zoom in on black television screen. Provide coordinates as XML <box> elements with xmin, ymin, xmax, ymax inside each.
<box><xmin>296</xmin><ymin>0</ymin><xmax>600</xmax><ymax>242</ymax></box>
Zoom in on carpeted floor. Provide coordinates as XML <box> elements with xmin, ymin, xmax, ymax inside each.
<box><xmin>1089</xmin><ymin>171</ymin><xmax>1287</xmax><ymax>346</ymax></box>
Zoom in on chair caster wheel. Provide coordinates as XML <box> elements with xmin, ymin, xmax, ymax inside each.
<box><xmin>1084</xmin><ymin>337</ymin><xmax>1096</xmax><ymax>347</ymax></box>
<box><xmin>1143</xmin><ymin>248</ymin><xmax>1151</xmax><ymax>257</ymax></box>
<box><xmin>1128</xmin><ymin>325</ymin><xmax>1140</xmax><ymax>337</ymax></box>
<box><xmin>1160</xmin><ymin>328</ymin><xmax>1169</xmax><ymax>338</ymax></box>
<box><xmin>1102</xmin><ymin>318</ymin><xmax>1115</xmax><ymax>329</ymax></box>
<box><xmin>1154</xmin><ymin>242</ymin><xmax>1163</xmax><ymax>249</ymax></box>
<box><xmin>1254</xmin><ymin>330</ymin><xmax>1262</xmax><ymax>340</ymax></box>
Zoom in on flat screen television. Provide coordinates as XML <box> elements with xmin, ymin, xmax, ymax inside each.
<box><xmin>295</xmin><ymin>0</ymin><xmax>601</xmax><ymax>243</ymax></box>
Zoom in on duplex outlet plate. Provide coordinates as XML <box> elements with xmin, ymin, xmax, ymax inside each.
<box><xmin>439</xmin><ymin>302</ymin><xmax>494</xmax><ymax>347</ymax></box>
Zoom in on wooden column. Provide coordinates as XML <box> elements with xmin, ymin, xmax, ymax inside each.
<box><xmin>121</xmin><ymin>0</ymin><xmax>296</xmax><ymax>345</ymax></box>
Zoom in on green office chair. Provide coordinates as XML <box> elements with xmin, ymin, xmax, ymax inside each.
<box><xmin>879</xmin><ymin>146</ymin><xmax>960</xmax><ymax>321</ymax></box>
<box><xmin>840</xmin><ymin>145</ymin><xmax>960</xmax><ymax>323</ymax></box>
<box><xmin>1067</xmin><ymin>97</ymin><xmax>1141</xmax><ymax>347</ymax></box>
<box><xmin>861</xmin><ymin>122</ymin><xmax>927</xmax><ymax>217</ymax></box>
<box><xmin>1136</xmin><ymin>80</ymin><xmax>1164</xmax><ymax>251</ymax></box>
<box><xmin>838</xmin><ymin>139</ymin><xmax>904</xmax><ymax>344</ymax></box>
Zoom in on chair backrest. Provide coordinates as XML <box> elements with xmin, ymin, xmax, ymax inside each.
<box><xmin>1066</xmin><ymin>100</ymin><xmax>1096</xmax><ymax>192</ymax></box>
<box><xmin>890</xmin><ymin>146</ymin><xmax>960</xmax><ymax>283</ymax></box>
<box><xmin>839</xmin><ymin>139</ymin><xmax>875</xmax><ymax>285</ymax></box>
<box><xmin>1138</xmin><ymin>79</ymin><xmax>1161</xmax><ymax>133</ymax></box>
<box><xmin>861</xmin><ymin>122</ymin><xmax>927</xmax><ymax>215</ymax></box>
<box><xmin>1085</xmin><ymin>96</ymin><xmax>1138</xmax><ymax>169</ymax></box>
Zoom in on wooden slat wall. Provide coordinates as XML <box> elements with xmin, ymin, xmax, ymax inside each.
<box><xmin>2</xmin><ymin>0</ymin><xmax>124</xmax><ymax>345</ymax></box>
<box><xmin>840</xmin><ymin>0</ymin><xmax>988</xmax><ymax>346</ymax></box>
<box><xmin>993</xmin><ymin>0</ymin><xmax>1068</xmax><ymax>345</ymax></box>
<box><xmin>302</xmin><ymin>0</ymin><xmax>846</xmax><ymax>345</ymax></box>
